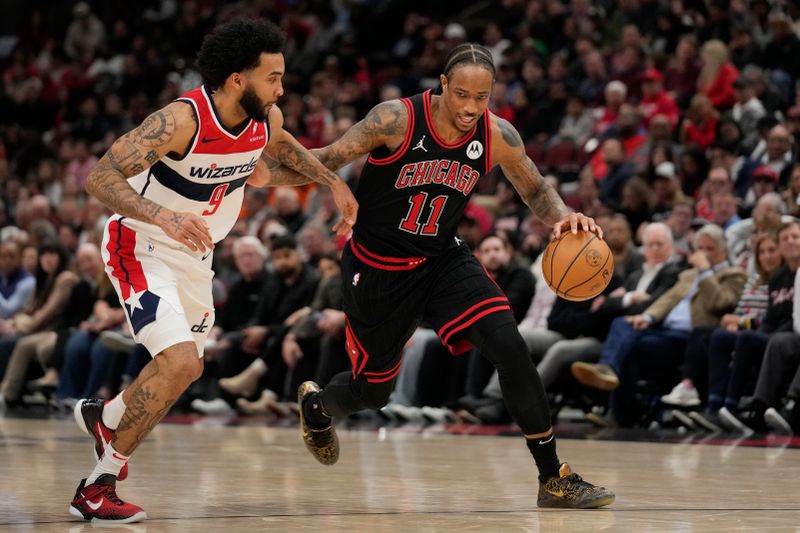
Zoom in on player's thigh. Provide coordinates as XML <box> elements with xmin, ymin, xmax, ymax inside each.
<box><xmin>340</xmin><ymin>243</ymin><xmax>427</xmax><ymax>380</ymax></box>
<box><xmin>102</xmin><ymin>227</ymin><xmax>196</xmax><ymax>358</ymax></box>
<box><xmin>425</xmin><ymin>247</ymin><xmax>517</xmax><ymax>354</ymax></box>
<box><xmin>175</xmin><ymin>263</ymin><xmax>215</xmax><ymax>358</ymax></box>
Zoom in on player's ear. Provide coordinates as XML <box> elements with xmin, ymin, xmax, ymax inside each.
<box><xmin>439</xmin><ymin>74</ymin><xmax>448</xmax><ymax>93</ymax></box>
<box><xmin>228</xmin><ymin>72</ymin><xmax>244</xmax><ymax>91</ymax></box>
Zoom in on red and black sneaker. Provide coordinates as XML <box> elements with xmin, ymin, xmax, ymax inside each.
<box><xmin>69</xmin><ymin>474</ymin><xmax>146</xmax><ymax>523</ymax></box>
<box><xmin>74</xmin><ymin>398</ymin><xmax>129</xmax><ymax>481</ymax></box>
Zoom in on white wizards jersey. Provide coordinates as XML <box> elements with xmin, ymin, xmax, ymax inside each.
<box><xmin>113</xmin><ymin>85</ymin><xmax>269</xmax><ymax>248</ymax></box>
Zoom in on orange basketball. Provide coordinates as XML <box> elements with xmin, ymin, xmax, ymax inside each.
<box><xmin>541</xmin><ymin>230</ymin><xmax>614</xmax><ymax>301</ymax></box>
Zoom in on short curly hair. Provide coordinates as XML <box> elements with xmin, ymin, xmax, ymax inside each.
<box><xmin>196</xmin><ymin>19</ymin><xmax>286</xmax><ymax>88</ymax></box>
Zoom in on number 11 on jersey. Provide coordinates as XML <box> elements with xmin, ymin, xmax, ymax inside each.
<box><xmin>399</xmin><ymin>191</ymin><xmax>448</xmax><ymax>236</ymax></box>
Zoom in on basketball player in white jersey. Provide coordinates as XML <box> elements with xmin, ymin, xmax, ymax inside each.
<box><xmin>68</xmin><ymin>19</ymin><xmax>357</xmax><ymax>523</ymax></box>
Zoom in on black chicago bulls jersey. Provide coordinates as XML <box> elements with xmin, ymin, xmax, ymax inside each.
<box><xmin>352</xmin><ymin>89</ymin><xmax>492</xmax><ymax>257</ymax></box>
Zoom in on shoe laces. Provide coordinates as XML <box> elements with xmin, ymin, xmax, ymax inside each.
<box><xmin>100</xmin><ymin>485</ymin><xmax>125</xmax><ymax>506</ymax></box>
<box><xmin>563</xmin><ymin>472</ymin><xmax>583</xmax><ymax>483</ymax></box>
<box><xmin>561</xmin><ymin>472</ymin><xmax>592</xmax><ymax>489</ymax></box>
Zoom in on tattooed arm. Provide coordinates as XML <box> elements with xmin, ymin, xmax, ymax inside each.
<box><xmin>491</xmin><ymin>116</ymin><xmax>601</xmax><ymax>239</ymax></box>
<box><xmin>85</xmin><ymin>102</ymin><xmax>214</xmax><ymax>252</ymax></box>
<box><xmin>261</xmin><ymin>105</ymin><xmax>359</xmax><ymax>235</ymax></box>
<box><xmin>253</xmin><ymin>100</ymin><xmax>409</xmax><ymax>187</ymax></box>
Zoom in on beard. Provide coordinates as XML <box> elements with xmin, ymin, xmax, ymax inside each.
<box><xmin>240</xmin><ymin>86</ymin><xmax>269</xmax><ymax>121</ymax></box>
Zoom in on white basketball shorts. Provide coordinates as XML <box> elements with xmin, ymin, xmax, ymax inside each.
<box><xmin>101</xmin><ymin>217</ymin><xmax>215</xmax><ymax>358</ymax></box>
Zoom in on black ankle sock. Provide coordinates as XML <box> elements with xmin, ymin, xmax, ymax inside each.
<box><xmin>526</xmin><ymin>434</ymin><xmax>561</xmax><ymax>482</ymax></box>
<box><xmin>303</xmin><ymin>392</ymin><xmax>331</xmax><ymax>428</ymax></box>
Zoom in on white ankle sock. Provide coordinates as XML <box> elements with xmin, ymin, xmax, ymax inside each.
<box><xmin>102</xmin><ymin>393</ymin><xmax>127</xmax><ymax>430</ymax></box>
<box><xmin>87</xmin><ymin>442</ymin><xmax>129</xmax><ymax>484</ymax></box>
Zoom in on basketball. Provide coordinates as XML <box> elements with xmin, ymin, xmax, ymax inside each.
<box><xmin>541</xmin><ymin>230</ymin><xmax>614</xmax><ymax>301</ymax></box>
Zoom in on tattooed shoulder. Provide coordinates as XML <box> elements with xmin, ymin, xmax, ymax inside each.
<box><xmin>131</xmin><ymin>105</ymin><xmax>184</xmax><ymax>148</ymax></box>
<box><xmin>496</xmin><ymin>117</ymin><xmax>523</xmax><ymax>148</ymax></box>
<box><xmin>363</xmin><ymin>100</ymin><xmax>408</xmax><ymax>138</ymax></box>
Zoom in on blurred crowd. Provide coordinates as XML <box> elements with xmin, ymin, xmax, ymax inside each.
<box><xmin>2</xmin><ymin>0</ymin><xmax>800</xmax><ymax>435</ymax></box>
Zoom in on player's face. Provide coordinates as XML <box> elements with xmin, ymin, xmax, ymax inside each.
<box><xmin>440</xmin><ymin>65</ymin><xmax>493</xmax><ymax>132</ymax></box>
<box><xmin>240</xmin><ymin>52</ymin><xmax>285</xmax><ymax>121</ymax></box>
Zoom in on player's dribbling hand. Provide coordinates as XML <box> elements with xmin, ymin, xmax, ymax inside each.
<box><xmin>159</xmin><ymin>210</ymin><xmax>214</xmax><ymax>253</ymax></box>
<box><xmin>552</xmin><ymin>212</ymin><xmax>602</xmax><ymax>240</ymax></box>
<box><xmin>330</xmin><ymin>181</ymin><xmax>359</xmax><ymax>237</ymax></box>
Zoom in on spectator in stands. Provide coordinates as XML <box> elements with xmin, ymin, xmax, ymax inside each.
<box><xmin>714</xmin><ymin>221</ymin><xmax>800</xmax><ymax>432</ymax></box>
<box><xmin>711</xmin><ymin>192</ymin><xmax>741</xmax><ymax>230</ymax></box>
<box><xmin>739</xmin><ymin>279</ymin><xmax>800</xmax><ymax>435</ymax></box>
<box><xmin>665</xmin><ymin>199</ymin><xmax>695</xmax><ymax>257</ymax></box>
<box><xmin>238</xmin><ymin>253</ymin><xmax>344</xmax><ymax>415</ymax></box>
<box><xmin>598</xmin><ymin>138</ymin><xmax>635</xmax><ymax>209</ymax></box>
<box><xmin>652</xmin><ymin>162</ymin><xmax>685</xmax><ymax>215</ymax></box>
<box><xmin>736</xmin><ymin>124</ymin><xmax>796</xmax><ymax>197</ymax></box>
<box><xmin>696</xmin><ymin>167</ymin><xmax>733</xmax><ymax>221</ymax></box>
<box><xmin>782</xmin><ymin>164</ymin><xmax>800</xmax><ymax>216</ymax></box>
<box><xmin>531</xmin><ymin>223</ymin><xmax>682</xmax><ymax>413</ymax></box>
<box><xmin>664</xmin><ymin>34</ymin><xmax>701</xmax><ymax>108</ymax></box>
<box><xmin>64</xmin><ymin>2</ymin><xmax>106</xmax><ymax>60</ymax></box>
<box><xmin>639</xmin><ymin>68</ymin><xmax>679</xmax><ymax>129</ymax></box>
<box><xmin>571</xmin><ymin>224</ymin><xmax>746</xmax><ymax>426</ymax></box>
<box><xmin>681</xmin><ymin>93</ymin><xmax>719</xmax><ymax>150</ymax></box>
<box><xmin>726</xmin><ymin>192</ymin><xmax>789</xmax><ymax>273</ymax></box>
<box><xmin>697</xmin><ymin>39</ymin><xmax>738</xmax><ymax>110</ymax></box>
<box><xmin>552</xmin><ymin>95</ymin><xmax>594</xmax><ymax>147</ymax></box>
<box><xmin>600</xmin><ymin>214</ymin><xmax>643</xmax><ymax>279</ymax></box>
<box><xmin>660</xmin><ymin>232</ymin><xmax>782</xmax><ymax>416</ymax></box>
<box><xmin>0</xmin><ymin>242</ymin><xmax>78</xmax><ymax>408</ymax></box>
<box><xmin>193</xmin><ymin>236</ymin><xmax>318</xmax><ymax>415</ymax></box>
<box><xmin>594</xmin><ymin>80</ymin><xmax>627</xmax><ymax>136</ymax></box>
<box><xmin>732</xmin><ymin>76</ymin><xmax>767</xmax><ymax>155</ymax></box>
<box><xmin>0</xmin><ymin>242</ymin><xmax>35</xmax><ymax>320</ymax></box>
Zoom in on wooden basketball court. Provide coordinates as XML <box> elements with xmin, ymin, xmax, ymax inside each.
<box><xmin>1</xmin><ymin>417</ymin><xmax>798</xmax><ymax>532</ymax></box>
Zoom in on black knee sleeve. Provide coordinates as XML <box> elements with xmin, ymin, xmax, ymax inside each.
<box><xmin>474</xmin><ymin>322</ymin><xmax>552</xmax><ymax>435</ymax></box>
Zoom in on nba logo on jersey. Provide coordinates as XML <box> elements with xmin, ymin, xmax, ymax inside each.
<box><xmin>466</xmin><ymin>140</ymin><xmax>483</xmax><ymax>159</ymax></box>
<box><xmin>352</xmin><ymin>272</ymin><xmax>361</xmax><ymax>286</ymax></box>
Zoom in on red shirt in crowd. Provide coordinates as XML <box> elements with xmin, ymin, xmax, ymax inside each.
<box><xmin>701</xmin><ymin>63</ymin><xmax>739</xmax><ymax>109</ymax></box>
<box><xmin>683</xmin><ymin>116</ymin><xmax>718</xmax><ymax>149</ymax></box>
<box><xmin>640</xmin><ymin>91</ymin><xmax>680</xmax><ymax>128</ymax></box>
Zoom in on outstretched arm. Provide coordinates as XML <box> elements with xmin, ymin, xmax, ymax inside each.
<box><xmin>252</xmin><ymin>99</ymin><xmax>409</xmax><ymax>187</ymax></box>
<box><xmin>492</xmin><ymin>116</ymin><xmax>602</xmax><ymax>239</ymax></box>
<box><xmin>85</xmin><ymin>102</ymin><xmax>214</xmax><ymax>252</ymax></box>
<box><xmin>262</xmin><ymin>106</ymin><xmax>358</xmax><ymax>235</ymax></box>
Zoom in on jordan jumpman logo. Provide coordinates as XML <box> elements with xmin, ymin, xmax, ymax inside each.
<box><xmin>412</xmin><ymin>135</ymin><xmax>428</xmax><ymax>152</ymax></box>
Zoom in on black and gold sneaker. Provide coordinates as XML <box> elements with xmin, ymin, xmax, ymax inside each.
<box><xmin>298</xmin><ymin>381</ymin><xmax>339</xmax><ymax>466</ymax></box>
<box><xmin>537</xmin><ymin>463</ymin><xmax>615</xmax><ymax>508</ymax></box>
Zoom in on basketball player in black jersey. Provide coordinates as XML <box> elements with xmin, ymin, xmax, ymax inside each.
<box><xmin>264</xmin><ymin>43</ymin><xmax>614</xmax><ymax>508</ymax></box>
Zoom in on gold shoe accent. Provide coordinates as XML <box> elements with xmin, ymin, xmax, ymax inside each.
<box><xmin>297</xmin><ymin>381</ymin><xmax>339</xmax><ymax>466</ymax></box>
<box><xmin>537</xmin><ymin>463</ymin><xmax>615</xmax><ymax>509</ymax></box>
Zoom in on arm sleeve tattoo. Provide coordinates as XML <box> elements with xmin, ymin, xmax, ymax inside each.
<box><xmin>497</xmin><ymin>119</ymin><xmax>569</xmax><ymax>226</ymax></box>
<box><xmin>85</xmin><ymin>108</ymin><xmax>184</xmax><ymax>224</ymax></box>
<box><xmin>262</xmin><ymin>100</ymin><xmax>408</xmax><ymax>185</ymax></box>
